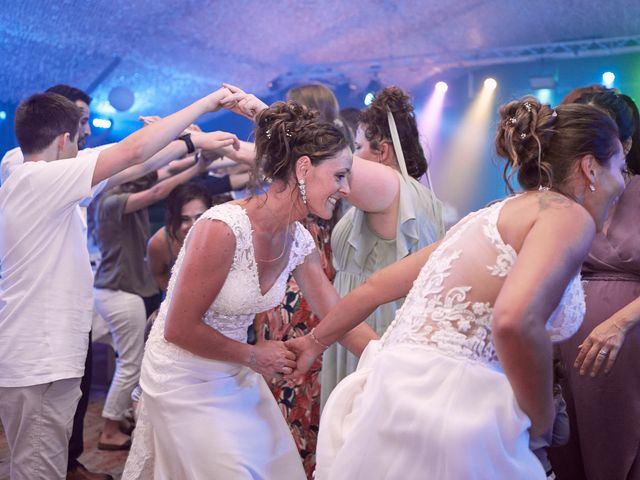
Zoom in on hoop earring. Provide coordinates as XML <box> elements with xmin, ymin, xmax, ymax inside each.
<box><xmin>298</xmin><ymin>179</ymin><xmax>308</xmax><ymax>205</ymax></box>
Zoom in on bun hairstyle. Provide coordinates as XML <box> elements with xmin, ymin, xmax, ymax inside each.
<box><xmin>359</xmin><ymin>86</ymin><xmax>427</xmax><ymax>180</ymax></box>
<box><xmin>495</xmin><ymin>96</ymin><xmax>620</xmax><ymax>193</ymax></box>
<box><xmin>253</xmin><ymin>100</ymin><xmax>349</xmax><ymax>186</ymax></box>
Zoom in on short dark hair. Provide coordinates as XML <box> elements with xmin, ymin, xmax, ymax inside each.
<box><xmin>46</xmin><ymin>84</ymin><xmax>91</xmax><ymax>105</ymax></box>
<box><xmin>14</xmin><ymin>93</ymin><xmax>82</xmax><ymax>154</ymax></box>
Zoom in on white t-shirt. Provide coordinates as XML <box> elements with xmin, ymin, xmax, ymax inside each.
<box><xmin>0</xmin><ymin>151</ymin><xmax>101</xmax><ymax>386</ymax></box>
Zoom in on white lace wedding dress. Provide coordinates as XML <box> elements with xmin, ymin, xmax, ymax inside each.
<box><xmin>315</xmin><ymin>195</ymin><xmax>585</xmax><ymax>480</ymax></box>
<box><xmin>122</xmin><ymin>203</ymin><xmax>311</xmax><ymax>480</ymax></box>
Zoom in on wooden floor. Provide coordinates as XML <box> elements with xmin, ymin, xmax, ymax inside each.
<box><xmin>0</xmin><ymin>344</ymin><xmax>129</xmax><ymax>480</ymax></box>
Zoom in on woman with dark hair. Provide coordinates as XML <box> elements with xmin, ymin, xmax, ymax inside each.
<box><xmin>287</xmin><ymin>96</ymin><xmax>627</xmax><ymax>479</ymax></box>
<box><xmin>122</xmin><ymin>99</ymin><xmax>377</xmax><ymax>479</ymax></box>
<box><xmin>552</xmin><ymin>88</ymin><xmax>640</xmax><ymax>480</ymax></box>
<box><xmin>147</xmin><ymin>183</ymin><xmax>214</xmax><ymax>292</ymax></box>
<box><xmin>321</xmin><ymin>86</ymin><xmax>444</xmax><ymax>404</ymax></box>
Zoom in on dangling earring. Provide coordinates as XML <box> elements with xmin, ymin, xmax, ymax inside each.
<box><xmin>589</xmin><ymin>184</ymin><xmax>596</xmax><ymax>192</ymax></box>
<box><xmin>298</xmin><ymin>179</ymin><xmax>308</xmax><ymax>205</ymax></box>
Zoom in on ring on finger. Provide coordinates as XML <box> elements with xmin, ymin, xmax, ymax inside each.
<box><xmin>598</xmin><ymin>349</ymin><xmax>610</xmax><ymax>357</ymax></box>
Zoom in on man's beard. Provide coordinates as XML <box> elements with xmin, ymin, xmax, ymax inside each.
<box><xmin>78</xmin><ymin>136</ymin><xmax>87</xmax><ymax>149</ymax></box>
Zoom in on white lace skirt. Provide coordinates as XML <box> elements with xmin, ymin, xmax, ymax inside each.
<box><xmin>316</xmin><ymin>341</ymin><xmax>545</xmax><ymax>480</ymax></box>
<box><xmin>122</xmin><ymin>348</ymin><xmax>305</xmax><ymax>480</ymax></box>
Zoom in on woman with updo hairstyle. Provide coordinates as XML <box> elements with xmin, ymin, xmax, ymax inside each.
<box><xmin>254</xmin><ymin>83</ymin><xmax>349</xmax><ymax>477</ymax></box>
<box><xmin>321</xmin><ymin>85</ymin><xmax>445</xmax><ymax>405</ymax></box>
<box><xmin>284</xmin><ymin>96</ymin><xmax>626</xmax><ymax>479</ymax></box>
<box><xmin>551</xmin><ymin>88</ymin><xmax>640</xmax><ymax>480</ymax></box>
<box><xmin>123</xmin><ymin>99</ymin><xmax>377</xmax><ymax>479</ymax></box>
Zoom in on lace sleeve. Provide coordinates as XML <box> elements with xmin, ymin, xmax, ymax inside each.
<box><xmin>288</xmin><ymin>221</ymin><xmax>317</xmax><ymax>271</ymax></box>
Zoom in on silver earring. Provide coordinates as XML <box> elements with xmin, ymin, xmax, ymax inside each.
<box><xmin>298</xmin><ymin>179</ymin><xmax>308</xmax><ymax>205</ymax></box>
<box><xmin>589</xmin><ymin>184</ymin><xmax>596</xmax><ymax>192</ymax></box>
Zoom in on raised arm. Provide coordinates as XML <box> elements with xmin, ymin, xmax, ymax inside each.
<box><xmin>92</xmin><ymin>88</ymin><xmax>231</xmax><ymax>187</ymax></box>
<box><xmin>492</xmin><ymin>198</ymin><xmax>595</xmax><ymax>439</ymax></box>
<box><xmin>122</xmin><ymin>153</ymin><xmax>211</xmax><ymax>214</ymax></box>
<box><xmin>163</xmin><ymin>219</ymin><xmax>296</xmax><ymax>378</ymax></box>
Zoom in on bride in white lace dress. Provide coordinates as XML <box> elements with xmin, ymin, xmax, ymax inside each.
<box><xmin>287</xmin><ymin>97</ymin><xmax>628</xmax><ymax>479</ymax></box>
<box><xmin>122</xmin><ymin>101</ymin><xmax>377</xmax><ymax>479</ymax></box>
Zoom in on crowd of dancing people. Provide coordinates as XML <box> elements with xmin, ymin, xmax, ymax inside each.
<box><xmin>0</xmin><ymin>77</ymin><xmax>638</xmax><ymax>480</ymax></box>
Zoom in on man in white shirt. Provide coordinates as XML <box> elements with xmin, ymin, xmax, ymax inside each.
<box><xmin>0</xmin><ymin>88</ymin><xmax>236</xmax><ymax>479</ymax></box>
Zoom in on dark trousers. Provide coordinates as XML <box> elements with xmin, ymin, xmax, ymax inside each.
<box><xmin>67</xmin><ymin>332</ymin><xmax>92</xmax><ymax>470</ymax></box>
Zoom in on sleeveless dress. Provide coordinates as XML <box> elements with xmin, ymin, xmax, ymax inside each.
<box><xmin>553</xmin><ymin>175</ymin><xmax>640</xmax><ymax>480</ymax></box>
<box><xmin>321</xmin><ymin>172</ymin><xmax>444</xmax><ymax>405</ymax></box>
<box><xmin>122</xmin><ymin>203</ymin><xmax>313</xmax><ymax>480</ymax></box>
<box><xmin>316</xmin><ymin>196</ymin><xmax>585</xmax><ymax>480</ymax></box>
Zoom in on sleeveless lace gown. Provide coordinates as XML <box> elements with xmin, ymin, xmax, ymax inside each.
<box><xmin>123</xmin><ymin>203</ymin><xmax>312</xmax><ymax>480</ymax></box>
<box><xmin>315</xmin><ymin>196</ymin><xmax>585</xmax><ymax>480</ymax></box>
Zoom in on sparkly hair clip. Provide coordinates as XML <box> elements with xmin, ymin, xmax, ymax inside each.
<box><xmin>520</xmin><ymin>132</ymin><xmax>527</xmax><ymax>139</ymax></box>
<box><xmin>508</xmin><ymin>117</ymin><xmax>517</xmax><ymax>125</ymax></box>
<box><xmin>551</xmin><ymin>109</ymin><xmax>558</xmax><ymax>118</ymax></box>
<box><xmin>265</xmin><ymin>128</ymin><xmax>292</xmax><ymax>139</ymax></box>
<box><xmin>524</xmin><ymin>102</ymin><xmax>532</xmax><ymax>112</ymax></box>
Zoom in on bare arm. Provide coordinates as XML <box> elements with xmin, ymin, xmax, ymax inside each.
<box><xmin>286</xmin><ymin>241</ymin><xmax>440</xmax><ymax>378</ymax></box>
<box><xmin>122</xmin><ymin>156</ymin><xmax>209</xmax><ymax>214</ymax></box>
<box><xmin>574</xmin><ymin>295</ymin><xmax>640</xmax><ymax>376</ymax></box>
<box><xmin>92</xmin><ymin>88</ymin><xmax>231</xmax><ymax>187</ymax></box>
<box><xmin>163</xmin><ymin>219</ymin><xmax>296</xmax><ymax>377</ymax></box>
<box><xmin>492</xmin><ymin>198</ymin><xmax>595</xmax><ymax>439</ymax></box>
<box><xmin>292</xmin><ymin>249</ymin><xmax>379</xmax><ymax>357</ymax></box>
<box><xmin>147</xmin><ymin>229</ymin><xmax>170</xmax><ymax>292</ymax></box>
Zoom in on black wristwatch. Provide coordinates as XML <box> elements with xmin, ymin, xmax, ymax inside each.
<box><xmin>178</xmin><ymin>133</ymin><xmax>196</xmax><ymax>154</ymax></box>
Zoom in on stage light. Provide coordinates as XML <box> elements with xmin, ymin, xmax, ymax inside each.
<box><xmin>435</xmin><ymin>81</ymin><xmax>448</xmax><ymax>93</ymax></box>
<box><xmin>483</xmin><ymin>78</ymin><xmax>497</xmax><ymax>90</ymax></box>
<box><xmin>535</xmin><ymin>89</ymin><xmax>553</xmax><ymax>104</ymax></box>
<box><xmin>0</xmin><ymin>111</ymin><xmax>6</xmax><ymax>120</ymax></box>
<box><xmin>364</xmin><ymin>92</ymin><xmax>375</xmax><ymax>106</ymax></box>
<box><xmin>92</xmin><ymin>118</ymin><xmax>112</xmax><ymax>129</ymax></box>
<box><xmin>418</xmin><ymin>80</ymin><xmax>449</xmax><ymax>180</ymax></box>
<box><xmin>439</xmin><ymin>80</ymin><xmax>498</xmax><ymax>213</ymax></box>
<box><xmin>602</xmin><ymin>71</ymin><xmax>615</xmax><ymax>87</ymax></box>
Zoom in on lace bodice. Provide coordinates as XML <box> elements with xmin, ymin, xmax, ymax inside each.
<box><xmin>381</xmin><ymin>196</ymin><xmax>585</xmax><ymax>366</ymax></box>
<box><xmin>145</xmin><ymin>203</ymin><xmax>316</xmax><ymax>360</ymax></box>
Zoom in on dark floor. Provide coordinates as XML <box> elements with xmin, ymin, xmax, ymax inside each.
<box><xmin>0</xmin><ymin>344</ymin><xmax>129</xmax><ymax>480</ymax></box>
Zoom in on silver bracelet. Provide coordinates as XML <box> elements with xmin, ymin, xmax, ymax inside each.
<box><xmin>310</xmin><ymin>328</ymin><xmax>330</xmax><ymax>350</ymax></box>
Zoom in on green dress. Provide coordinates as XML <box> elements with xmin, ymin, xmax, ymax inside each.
<box><xmin>320</xmin><ymin>172</ymin><xmax>445</xmax><ymax>406</ymax></box>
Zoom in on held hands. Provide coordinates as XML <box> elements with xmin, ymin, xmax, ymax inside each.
<box><xmin>219</xmin><ymin>83</ymin><xmax>268</xmax><ymax>121</ymax></box>
<box><xmin>249</xmin><ymin>340</ymin><xmax>297</xmax><ymax>380</ymax></box>
<box><xmin>192</xmin><ymin>130</ymin><xmax>240</xmax><ymax>153</ymax></box>
<box><xmin>284</xmin><ymin>334</ymin><xmax>326</xmax><ymax>383</ymax></box>
<box><xmin>574</xmin><ymin>316</ymin><xmax>628</xmax><ymax>376</ymax></box>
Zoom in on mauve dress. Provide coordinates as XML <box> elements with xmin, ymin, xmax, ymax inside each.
<box><xmin>552</xmin><ymin>175</ymin><xmax>640</xmax><ymax>480</ymax></box>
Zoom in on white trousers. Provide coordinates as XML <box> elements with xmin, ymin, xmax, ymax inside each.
<box><xmin>0</xmin><ymin>378</ymin><xmax>81</xmax><ymax>480</ymax></box>
<box><xmin>94</xmin><ymin>288</ymin><xmax>146</xmax><ymax>421</ymax></box>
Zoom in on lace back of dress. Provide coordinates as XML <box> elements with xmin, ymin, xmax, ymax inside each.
<box><xmin>381</xmin><ymin>199</ymin><xmax>517</xmax><ymax>365</ymax></box>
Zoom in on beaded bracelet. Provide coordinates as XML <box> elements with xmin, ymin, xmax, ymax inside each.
<box><xmin>310</xmin><ymin>328</ymin><xmax>330</xmax><ymax>350</ymax></box>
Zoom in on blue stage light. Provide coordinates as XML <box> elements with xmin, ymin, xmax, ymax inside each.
<box><xmin>0</xmin><ymin>111</ymin><xmax>6</xmax><ymax>120</ymax></box>
<box><xmin>602</xmin><ymin>71</ymin><xmax>615</xmax><ymax>87</ymax></box>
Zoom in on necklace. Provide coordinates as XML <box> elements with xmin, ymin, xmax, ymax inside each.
<box><xmin>254</xmin><ymin>205</ymin><xmax>293</xmax><ymax>263</ymax></box>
